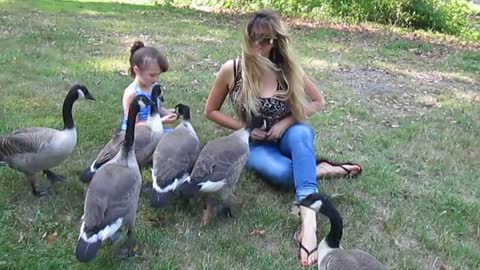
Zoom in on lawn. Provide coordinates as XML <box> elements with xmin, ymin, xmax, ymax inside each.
<box><xmin>0</xmin><ymin>0</ymin><xmax>479</xmax><ymax>269</ymax></box>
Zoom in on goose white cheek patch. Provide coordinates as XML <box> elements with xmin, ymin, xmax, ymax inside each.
<box><xmin>309</xmin><ymin>200</ymin><xmax>323</xmax><ymax>212</ymax></box>
<box><xmin>89</xmin><ymin>159</ymin><xmax>97</xmax><ymax>172</ymax></box>
<box><xmin>77</xmin><ymin>89</ymin><xmax>85</xmax><ymax>99</ymax></box>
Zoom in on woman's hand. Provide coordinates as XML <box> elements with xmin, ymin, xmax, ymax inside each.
<box><xmin>266</xmin><ymin>117</ymin><xmax>295</xmax><ymax>141</ymax></box>
<box><xmin>250</xmin><ymin>128</ymin><xmax>268</xmax><ymax>141</ymax></box>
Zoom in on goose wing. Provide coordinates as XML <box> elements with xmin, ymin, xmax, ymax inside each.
<box><xmin>190</xmin><ymin>137</ymin><xmax>249</xmax><ymax>185</ymax></box>
<box><xmin>153</xmin><ymin>128</ymin><xmax>200</xmax><ymax>185</ymax></box>
<box><xmin>134</xmin><ymin>125</ymin><xmax>155</xmax><ymax>151</ymax></box>
<box><xmin>12</xmin><ymin>127</ymin><xmax>55</xmax><ymax>135</ymax></box>
<box><xmin>84</xmin><ymin>164</ymin><xmax>141</xmax><ymax>232</ymax></box>
<box><xmin>94</xmin><ymin>131</ymin><xmax>124</xmax><ymax>167</ymax></box>
<box><xmin>134</xmin><ymin>126</ymin><xmax>162</xmax><ymax>166</ymax></box>
<box><xmin>321</xmin><ymin>249</ymin><xmax>387</xmax><ymax>270</ymax></box>
<box><xmin>0</xmin><ymin>128</ymin><xmax>57</xmax><ymax>158</ymax></box>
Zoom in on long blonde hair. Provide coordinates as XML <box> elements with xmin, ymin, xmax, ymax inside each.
<box><xmin>236</xmin><ymin>9</ymin><xmax>308</xmax><ymax>124</ymax></box>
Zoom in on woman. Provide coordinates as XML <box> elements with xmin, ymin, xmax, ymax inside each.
<box><xmin>204</xmin><ymin>10</ymin><xmax>361</xmax><ymax>266</ymax></box>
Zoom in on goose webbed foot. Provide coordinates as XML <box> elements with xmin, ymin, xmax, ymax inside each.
<box><xmin>32</xmin><ymin>187</ymin><xmax>53</xmax><ymax>197</ymax></box>
<box><xmin>201</xmin><ymin>197</ymin><xmax>224</xmax><ymax>226</ymax></box>
<box><xmin>29</xmin><ymin>175</ymin><xmax>53</xmax><ymax>197</ymax></box>
<box><xmin>222</xmin><ymin>206</ymin><xmax>236</xmax><ymax>219</ymax></box>
<box><xmin>116</xmin><ymin>230</ymin><xmax>140</xmax><ymax>258</ymax></box>
<box><xmin>106</xmin><ymin>230</ymin><xmax>123</xmax><ymax>246</ymax></box>
<box><xmin>141</xmin><ymin>183</ymin><xmax>153</xmax><ymax>195</ymax></box>
<box><xmin>43</xmin><ymin>170</ymin><xmax>66</xmax><ymax>183</ymax></box>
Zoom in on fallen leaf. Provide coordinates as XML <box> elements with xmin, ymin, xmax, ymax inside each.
<box><xmin>17</xmin><ymin>232</ymin><xmax>24</xmax><ymax>243</ymax></box>
<box><xmin>147</xmin><ymin>216</ymin><xmax>164</xmax><ymax>227</ymax></box>
<box><xmin>46</xmin><ymin>231</ymin><xmax>57</xmax><ymax>243</ymax></box>
<box><xmin>290</xmin><ymin>204</ymin><xmax>300</xmax><ymax>216</ymax></box>
<box><xmin>174</xmin><ymin>223</ymin><xmax>184</xmax><ymax>234</ymax></box>
<box><xmin>249</xmin><ymin>229</ymin><xmax>266</xmax><ymax>236</ymax></box>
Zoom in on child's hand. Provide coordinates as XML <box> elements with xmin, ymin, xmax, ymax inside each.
<box><xmin>164</xmin><ymin>108</ymin><xmax>176</xmax><ymax>114</ymax></box>
<box><xmin>161</xmin><ymin>113</ymin><xmax>178</xmax><ymax>124</ymax></box>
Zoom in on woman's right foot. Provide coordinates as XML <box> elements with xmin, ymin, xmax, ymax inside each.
<box><xmin>316</xmin><ymin>159</ymin><xmax>362</xmax><ymax>178</ymax></box>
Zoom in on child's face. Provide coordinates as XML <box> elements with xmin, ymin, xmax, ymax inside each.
<box><xmin>135</xmin><ymin>63</ymin><xmax>162</xmax><ymax>88</ymax></box>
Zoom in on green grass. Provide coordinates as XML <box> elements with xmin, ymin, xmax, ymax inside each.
<box><xmin>447</xmin><ymin>51</ymin><xmax>480</xmax><ymax>72</ymax></box>
<box><xmin>0</xmin><ymin>0</ymin><xmax>479</xmax><ymax>269</ymax></box>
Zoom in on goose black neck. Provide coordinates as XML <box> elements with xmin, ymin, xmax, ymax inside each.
<box><xmin>62</xmin><ymin>90</ymin><xmax>77</xmax><ymax>129</ymax></box>
<box><xmin>321</xmin><ymin>200</ymin><xmax>343</xmax><ymax>248</ymax></box>
<box><xmin>150</xmin><ymin>98</ymin><xmax>158</xmax><ymax>115</ymax></box>
<box><xmin>123</xmin><ymin>105</ymin><xmax>138</xmax><ymax>156</ymax></box>
<box><xmin>181</xmin><ymin>107</ymin><xmax>191</xmax><ymax>122</ymax></box>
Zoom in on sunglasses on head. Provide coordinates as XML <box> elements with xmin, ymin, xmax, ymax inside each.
<box><xmin>250</xmin><ymin>33</ymin><xmax>276</xmax><ymax>46</ymax></box>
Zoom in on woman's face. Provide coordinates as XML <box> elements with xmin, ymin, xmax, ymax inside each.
<box><xmin>249</xmin><ymin>28</ymin><xmax>276</xmax><ymax>58</ymax></box>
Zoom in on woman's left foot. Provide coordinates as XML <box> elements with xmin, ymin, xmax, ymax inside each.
<box><xmin>297</xmin><ymin>206</ymin><xmax>318</xmax><ymax>267</ymax></box>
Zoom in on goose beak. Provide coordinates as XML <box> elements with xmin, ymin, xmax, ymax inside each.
<box><xmin>85</xmin><ymin>93</ymin><xmax>96</xmax><ymax>101</ymax></box>
<box><xmin>159</xmin><ymin>96</ymin><xmax>165</xmax><ymax>102</ymax></box>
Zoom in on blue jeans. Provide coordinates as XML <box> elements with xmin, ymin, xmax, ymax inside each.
<box><xmin>246</xmin><ymin>123</ymin><xmax>318</xmax><ymax>202</ymax></box>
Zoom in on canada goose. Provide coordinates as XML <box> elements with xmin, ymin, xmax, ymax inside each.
<box><xmin>149</xmin><ymin>103</ymin><xmax>201</xmax><ymax>208</ymax></box>
<box><xmin>177</xmin><ymin>117</ymin><xmax>264</xmax><ymax>225</ymax></box>
<box><xmin>297</xmin><ymin>193</ymin><xmax>388</xmax><ymax>270</ymax></box>
<box><xmin>79</xmin><ymin>84</ymin><xmax>164</xmax><ymax>183</ymax></box>
<box><xmin>132</xmin><ymin>87</ymin><xmax>165</xmax><ymax>168</ymax></box>
<box><xmin>75</xmin><ymin>95</ymin><xmax>152</xmax><ymax>263</ymax></box>
<box><xmin>0</xmin><ymin>84</ymin><xmax>95</xmax><ymax>196</ymax></box>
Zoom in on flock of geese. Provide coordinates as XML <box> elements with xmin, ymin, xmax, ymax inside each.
<box><xmin>0</xmin><ymin>84</ymin><xmax>388</xmax><ymax>269</ymax></box>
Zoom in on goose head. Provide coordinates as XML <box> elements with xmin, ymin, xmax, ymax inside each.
<box><xmin>72</xmin><ymin>84</ymin><xmax>95</xmax><ymax>101</ymax></box>
<box><xmin>297</xmin><ymin>192</ymin><xmax>344</xmax><ymax>249</ymax></box>
<box><xmin>296</xmin><ymin>192</ymin><xmax>327</xmax><ymax>212</ymax></box>
<box><xmin>133</xmin><ymin>95</ymin><xmax>154</xmax><ymax>113</ymax></box>
<box><xmin>175</xmin><ymin>103</ymin><xmax>191</xmax><ymax>122</ymax></box>
<box><xmin>235</xmin><ymin>115</ymin><xmax>266</xmax><ymax>144</ymax></box>
<box><xmin>152</xmin><ymin>84</ymin><xmax>164</xmax><ymax>103</ymax></box>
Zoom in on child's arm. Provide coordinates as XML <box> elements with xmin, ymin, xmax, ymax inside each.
<box><xmin>122</xmin><ymin>87</ymin><xmax>139</xmax><ymax>123</ymax></box>
<box><xmin>158</xmin><ymin>107</ymin><xmax>173</xmax><ymax>117</ymax></box>
<box><xmin>159</xmin><ymin>107</ymin><xmax>178</xmax><ymax>124</ymax></box>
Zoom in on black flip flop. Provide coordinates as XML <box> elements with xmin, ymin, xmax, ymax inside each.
<box><xmin>293</xmin><ymin>229</ymin><xmax>318</xmax><ymax>266</ymax></box>
<box><xmin>316</xmin><ymin>158</ymin><xmax>363</xmax><ymax>178</ymax></box>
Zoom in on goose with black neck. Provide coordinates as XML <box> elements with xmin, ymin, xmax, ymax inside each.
<box><xmin>76</xmin><ymin>95</ymin><xmax>152</xmax><ymax>262</ymax></box>
<box><xmin>0</xmin><ymin>84</ymin><xmax>94</xmax><ymax>196</ymax></box>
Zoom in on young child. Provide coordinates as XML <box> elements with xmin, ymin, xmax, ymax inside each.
<box><xmin>121</xmin><ymin>40</ymin><xmax>177</xmax><ymax>129</ymax></box>
<box><xmin>80</xmin><ymin>41</ymin><xmax>177</xmax><ymax>183</ymax></box>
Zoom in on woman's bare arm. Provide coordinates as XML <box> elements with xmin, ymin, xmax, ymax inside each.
<box><xmin>204</xmin><ymin>60</ymin><xmax>243</xmax><ymax>130</ymax></box>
